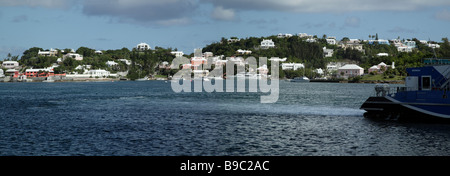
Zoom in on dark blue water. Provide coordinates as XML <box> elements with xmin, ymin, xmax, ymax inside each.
<box><xmin>1</xmin><ymin>81</ymin><xmax>450</xmax><ymax>156</ymax></box>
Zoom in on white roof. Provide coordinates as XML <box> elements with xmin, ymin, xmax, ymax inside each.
<box><xmin>339</xmin><ymin>64</ymin><xmax>363</xmax><ymax>70</ymax></box>
<box><xmin>2</xmin><ymin>61</ymin><xmax>19</xmax><ymax>64</ymax></box>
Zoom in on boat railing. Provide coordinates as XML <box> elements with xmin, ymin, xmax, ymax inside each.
<box><xmin>373</xmin><ymin>84</ymin><xmax>418</xmax><ymax>97</ymax></box>
<box><xmin>423</xmin><ymin>58</ymin><xmax>450</xmax><ymax>65</ymax></box>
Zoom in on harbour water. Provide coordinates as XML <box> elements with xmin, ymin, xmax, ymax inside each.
<box><xmin>1</xmin><ymin>81</ymin><xmax>450</xmax><ymax>156</ymax></box>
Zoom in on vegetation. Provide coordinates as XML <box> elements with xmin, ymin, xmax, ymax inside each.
<box><xmin>8</xmin><ymin>34</ymin><xmax>450</xmax><ymax>81</ymax></box>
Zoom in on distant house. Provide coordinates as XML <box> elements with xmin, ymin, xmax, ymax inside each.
<box><xmin>339</xmin><ymin>43</ymin><xmax>364</xmax><ymax>53</ymax></box>
<box><xmin>24</xmin><ymin>68</ymin><xmax>54</xmax><ymax>78</ymax></box>
<box><xmin>397</xmin><ymin>46</ymin><xmax>412</xmax><ymax>53</ymax></box>
<box><xmin>38</xmin><ymin>49</ymin><xmax>58</xmax><ymax>57</ymax></box>
<box><xmin>136</xmin><ymin>43</ymin><xmax>151</xmax><ymax>51</ymax></box>
<box><xmin>281</xmin><ymin>63</ymin><xmax>304</xmax><ymax>71</ymax></box>
<box><xmin>106</xmin><ymin>61</ymin><xmax>119</xmax><ymax>67</ymax></box>
<box><xmin>268</xmin><ymin>57</ymin><xmax>287</xmax><ymax>62</ymax></box>
<box><xmin>227</xmin><ymin>38</ymin><xmax>240</xmax><ymax>44</ymax></box>
<box><xmin>1</xmin><ymin>61</ymin><xmax>19</xmax><ymax>69</ymax></box>
<box><xmin>376</xmin><ymin>53</ymin><xmax>389</xmax><ymax>57</ymax></box>
<box><xmin>88</xmin><ymin>69</ymin><xmax>111</xmax><ymax>77</ymax></box>
<box><xmin>368</xmin><ymin>62</ymin><xmax>395</xmax><ymax>74</ymax></box>
<box><xmin>368</xmin><ymin>39</ymin><xmax>389</xmax><ymax>45</ymax></box>
<box><xmin>170</xmin><ymin>51</ymin><xmax>184</xmax><ymax>57</ymax></box>
<box><xmin>428</xmin><ymin>43</ymin><xmax>440</xmax><ymax>49</ymax></box>
<box><xmin>118</xmin><ymin>59</ymin><xmax>131</xmax><ymax>65</ymax></box>
<box><xmin>261</xmin><ymin>39</ymin><xmax>275</xmax><ymax>49</ymax></box>
<box><xmin>236</xmin><ymin>49</ymin><xmax>252</xmax><ymax>55</ymax></box>
<box><xmin>326</xmin><ymin>38</ymin><xmax>337</xmax><ymax>45</ymax></box>
<box><xmin>337</xmin><ymin>64</ymin><xmax>364</xmax><ymax>79</ymax></box>
<box><xmin>323</xmin><ymin>47</ymin><xmax>334</xmax><ymax>58</ymax></box>
<box><xmin>95</xmin><ymin>50</ymin><xmax>103</xmax><ymax>55</ymax></box>
<box><xmin>64</xmin><ymin>53</ymin><xmax>83</xmax><ymax>61</ymax></box>
<box><xmin>277</xmin><ymin>33</ymin><xmax>293</xmax><ymax>38</ymax></box>
<box><xmin>0</xmin><ymin>69</ymin><xmax>4</xmax><ymax>77</ymax></box>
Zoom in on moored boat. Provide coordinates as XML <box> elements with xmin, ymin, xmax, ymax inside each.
<box><xmin>360</xmin><ymin>58</ymin><xmax>450</xmax><ymax>120</ymax></box>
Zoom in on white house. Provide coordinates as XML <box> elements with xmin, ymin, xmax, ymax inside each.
<box><xmin>337</xmin><ymin>64</ymin><xmax>364</xmax><ymax>79</ymax></box>
<box><xmin>1</xmin><ymin>61</ymin><xmax>19</xmax><ymax>69</ymax></box>
<box><xmin>376</xmin><ymin>53</ymin><xmax>389</xmax><ymax>57</ymax></box>
<box><xmin>95</xmin><ymin>50</ymin><xmax>103</xmax><ymax>55</ymax></box>
<box><xmin>118</xmin><ymin>59</ymin><xmax>131</xmax><ymax>65</ymax></box>
<box><xmin>261</xmin><ymin>39</ymin><xmax>275</xmax><ymax>49</ymax></box>
<box><xmin>368</xmin><ymin>62</ymin><xmax>395</xmax><ymax>74</ymax></box>
<box><xmin>306</xmin><ymin>38</ymin><xmax>317</xmax><ymax>43</ymax></box>
<box><xmin>428</xmin><ymin>43</ymin><xmax>441</xmax><ymax>49</ymax></box>
<box><xmin>0</xmin><ymin>69</ymin><xmax>4</xmax><ymax>77</ymax></box>
<box><xmin>64</xmin><ymin>53</ymin><xmax>83</xmax><ymax>61</ymax></box>
<box><xmin>236</xmin><ymin>49</ymin><xmax>252</xmax><ymax>55</ymax></box>
<box><xmin>170</xmin><ymin>51</ymin><xmax>184</xmax><ymax>57</ymax></box>
<box><xmin>277</xmin><ymin>33</ymin><xmax>293</xmax><ymax>38</ymax></box>
<box><xmin>281</xmin><ymin>63</ymin><xmax>304</xmax><ymax>71</ymax></box>
<box><xmin>326</xmin><ymin>38</ymin><xmax>337</xmax><ymax>45</ymax></box>
<box><xmin>136</xmin><ymin>43</ymin><xmax>151</xmax><ymax>51</ymax></box>
<box><xmin>268</xmin><ymin>57</ymin><xmax>287</xmax><ymax>62</ymax></box>
<box><xmin>38</xmin><ymin>49</ymin><xmax>57</xmax><ymax>57</ymax></box>
<box><xmin>88</xmin><ymin>69</ymin><xmax>111</xmax><ymax>77</ymax></box>
<box><xmin>323</xmin><ymin>47</ymin><xmax>334</xmax><ymax>58</ymax></box>
<box><xmin>106</xmin><ymin>61</ymin><xmax>119</xmax><ymax>67</ymax></box>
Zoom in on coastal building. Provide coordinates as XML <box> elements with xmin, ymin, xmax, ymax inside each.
<box><xmin>337</xmin><ymin>64</ymin><xmax>364</xmax><ymax>79</ymax></box>
<box><xmin>368</xmin><ymin>62</ymin><xmax>395</xmax><ymax>74</ymax></box>
<box><xmin>227</xmin><ymin>38</ymin><xmax>240</xmax><ymax>44</ymax></box>
<box><xmin>315</xmin><ymin>68</ymin><xmax>324</xmax><ymax>75</ymax></box>
<box><xmin>323</xmin><ymin>47</ymin><xmax>334</xmax><ymax>58</ymax></box>
<box><xmin>261</xmin><ymin>39</ymin><xmax>275</xmax><ymax>49</ymax></box>
<box><xmin>95</xmin><ymin>50</ymin><xmax>103</xmax><ymax>55</ymax></box>
<box><xmin>306</xmin><ymin>38</ymin><xmax>317</xmax><ymax>43</ymax></box>
<box><xmin>397</xmin><ymin>46</ymin><xmax>413</xmax><ymax>53</ymax></box>
<box><xmin>203</xmin><ymin>52</ymin><xmax>214</xmax><ymax>58</ymax></box>
<box><xmin>136</xmin><ymin>43</ymin><xmax>151</xmax><ymax>51</ymax></box>
<box><xmin>38</xmin><ymin>49</ymin><xmax>57</xmax><ymax>57</ymax></box>
<box><xmin>298</xmin><ymin>33</ymin><xmax>313</xmax><ymax>39</ymax></box>
<box><xmin>281</xmin><ymin>63</ymin><xmax>304</xmax><ymax>71</ymax></box>
<box><xmin>368</xmin><ymin>39</ymin><xmax>389</xmax><ymax>45</ymax></box>
<box><xmin>5</xmin><ymin>69</ymin><xmax>19</xmax><ymax>78</ymax></box>
<box><xmin>1</xmin><ymin>61</ymin><xmax>19</xmax><ymax>69</ymax></box>
<box><xmin>170</xmin><ymin>51</ymin><xmax>184</xmax><ymax>57</ymax></box>
<box><xmin>339</xmin><ymin>43</ymin><xmax>364</xmax><ymax>53</ymax></box>
<box><xmin>257</xmin><ymin>65</ymin><xmax>269</xmax><ymax>74</ymax></box>
<box><xmin>326</xmin><ymin>62</ymin><xmax>345</xmax><ymax>73</ymax></box>
<box><xmin>24</xmin><ymin>68</ymin><xmax>54</xmax><ymax>78</ymax></box>
<box><xmin>404</xmin><ymin>40</ymin><xmax>416</xmax><ymax>49</ymax></box>
<box><xmin>191</xmin><ymin>56</ymin><xmax>207</xmax><ymax>70</ymax></box>
<box><xmin>0</xmin><ymin>69</ymin><xmax>4</xmax><ymax>77</ymax></box>
<box><xmin>64</xmin><ymin>53</ymin><xmax>83</xmax><ymax>61</ymax></box>
<box><xmin>88</xmin><ymin>69</ymin><xmax>111</xmax><ymax>77</ymax></box>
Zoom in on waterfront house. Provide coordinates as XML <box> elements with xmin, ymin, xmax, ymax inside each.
<box><xmin>261</xmin><ymin>39</ymin><xmax>275</xmax><ymax>49</ymax></box>
<box><xmin>1</xmin><ymin>61</ymin><xmax>19</xmax><ymax>69</ymax></box>
<box><xmin>38</xmin><ymin>49</ymin><xmax>57</xmax><ymax>57</ymax></box>
<box><xmin>326</xmin><ymin>62</ymin><xmax>345</xmax><ymax>73</ymax></box>
<box><xmin>5</xmin><ymin>69</ymin><xmax>19</xmax><ymax>78</ymax></box>
<box><xmin>368</xmin><ymin>62</ymin><xmax>395</xmax><ymax>74</ymax></box>
<box><xmin>257</xmin><ymin>65</ymin><xmax>269</xmax><ymax>74</ymax></box>
<box><xmin>337</xmin><ymin>64</ymin><xmax>364</xmax><ymax>79</ymax></box>
<box><xmin>136</xmin><ymin>43</ymin><xmax>151</xmax><ymax>51</ymax></box>
<box><xmin>191</xmin><ymin>56</ymin><xmax>207</xmax><ymax>70</ymax></box>
<box><xmin>0</xmin><ymin>69</ymin><xmax>4</xmax><ymax>77</ymax></box>
<box><xmin>24</xmin><ymin>68</ymin><xmax>54</xmax><ymax>78</ymax></box>
<box><xmin>88</xmin><ymin>69</ymin><xmax>111</xmax><ymax>77</ymax></box>
<box><xmin>281</xmin><ymin>63</ymin><xmax>304</xmax><ymax>71</ymax></box>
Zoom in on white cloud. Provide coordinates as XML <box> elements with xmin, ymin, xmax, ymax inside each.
<box><xmin>435</xmin><ymin>9</ymin><xmax>450</xmax><ymax>21</ymax></box>
<box><xmin>211</xmin><ymin>6</ymin><xmax>236</xmax><ymax>21</ymax></box>
<box><xmin>201</xmin><ymin>0</ymin><xmax>450</xmax><ymax>13</ymax></box>
<box><xmin>0</xmin><ymin>0</ymin><xmax>73</xmax><ymax>9</ymax></box>
<box><xmin>82</xmin><ymin>0</ymin><xmax>197</xmax><ymax>26</ymax></box>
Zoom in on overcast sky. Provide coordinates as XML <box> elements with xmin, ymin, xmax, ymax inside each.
<box><xmin>1</xmin><ymin>0</ymin><xmax>450</xmax><ymax>58</ymax></box>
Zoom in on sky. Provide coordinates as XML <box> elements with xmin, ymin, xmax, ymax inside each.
<box><xmin>1</xmin><ymin>0</ymin><xmax>450</xmax><ymax>59</ymax></box>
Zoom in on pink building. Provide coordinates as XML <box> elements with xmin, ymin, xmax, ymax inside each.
<box><xmin>337</xmin><ymin>64</ymin><xmax>364</xmax><ymax>79</ymax></box>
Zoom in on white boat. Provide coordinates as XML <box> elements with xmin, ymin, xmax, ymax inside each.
<box><xmin>290</xmin><ymin>76</ymin><xmax>310</xmax><ymax>82</ymax></box>
<box><xmin>43</xmin><ymin>77</ymin><xmax>55</xmax><ymax>83</ymax></box>
<box><xmin>136</xmin><ymin>76</ymin><xmax>148</xmax><ymax>81</ymax></box>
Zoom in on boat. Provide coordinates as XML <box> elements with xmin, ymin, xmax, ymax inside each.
<box><xmin>360</xmin><ymin>58</ymin><xmax>450</xmax><ymax>120</ymax></box>
<box><xmin>42</xmin><ymin>77</ymin><xmax>55</xmax><ymax>83</ymax></box>
<box><xmin>136</xmin><ymin>76</ymin><xmax>148</xmax><ymax>81</ymax></box>
<box><xmin>290</xmin><ymin>76</ymin><xmax>310</xmax><ymax>82</ymax></box>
